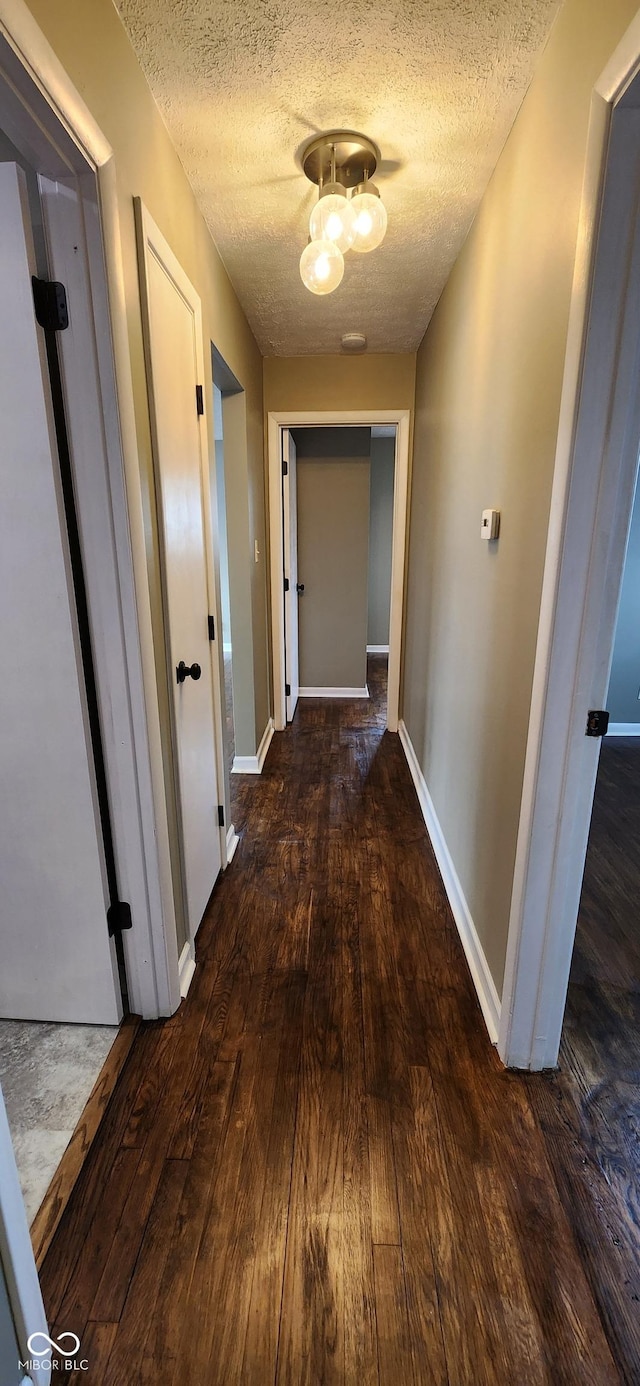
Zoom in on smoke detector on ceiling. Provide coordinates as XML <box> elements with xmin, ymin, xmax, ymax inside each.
<box><xmin>341</xmin><ymin>332</ymin><xmax>367</xmax><ymax>353</ymax></box>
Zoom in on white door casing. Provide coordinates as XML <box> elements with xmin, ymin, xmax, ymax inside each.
<box><xmin>0</xmin><ymin>162</ymin><xmax>121</xmax><ymax>1024</ymax></box>
<box><xmin>268</xmin><ymin>411</ymin><xmax>411</xmax><ymax>733</ymax></box>
<box><xmin>136</xmin><ymin>201</ymin><xmax>223</xmax><ymax>946</ymax></box>
<box><xmin>283</xmin><ymin>430</ymin><xmax>299</xmax><ymax>722</ymax></box>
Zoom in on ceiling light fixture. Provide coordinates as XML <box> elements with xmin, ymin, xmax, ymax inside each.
<box><xmin>299</xmin><ymin>131</ymin><xmax>388</xmax><ymax>295</ymax></box>
<box><xmin>299</xmin><ymin>238</ymin><xmax>345</xmax><ymax>295</ymax></box>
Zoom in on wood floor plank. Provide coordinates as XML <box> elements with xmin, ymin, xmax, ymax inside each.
<box><xmin>276</xmin><ymin>899</ymin><xmax>344</xmax><ymax>1384</ymax></box>
<box><xmin>53</xmin><ymin>1145</ymin><xmax>141</xmax><ymax>1336</ymax></box>
<box><xmin>373</xmin><ymin>1243</ymin><xmax>414</xmax><ymax>1384</ymax></box>
<box><xmin>65</xmin><ymin>1320</ymin><xmax>119</xmax><ymax>1384</ymax></box>
<box><xmin>140</xmin><ymin>1058</ymin><xmax>238</xmax><ymax>1381</ymax></box>
<box><xmin>431</xmin><ymin>984</ymin><xmax>619</xmax><ymax>1383</ymax></box>
<box><xmin>241</xmin><ymin>973</ymin><xmax>306</xmax><ymax>1384</ymax></box>
<box><xmin>101</xmin><ymin>1158</ymin><xmax>190</xmax><ymax>1385</ymax></box>
<box><xmin>175</xmin><ymin>974</ymin><xmax>274</xmax><ymax>1381</ymax></box>
<box><xmin>39</xmin><ymin>659</ymin><xmax>639</xmax><ymax>1382</ymax></box>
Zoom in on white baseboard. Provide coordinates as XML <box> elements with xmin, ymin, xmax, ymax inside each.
<box><xmin>398</xmin><ymin>720</ymin><xmax>501</xmax><ymax>1044</ymax></box>
<box><xmin>607</xmin><ymin>722</ymin><xmax>640</xmax><ymax>735</ymax></box>
<box><xmin>226</xmin><ymin>824</ymin><xmax>239</xmax><ymax>863</ymax></box>
<box><xmin>231</xmin><ymin>717</ymin><xmax>274</xmax><ymax>774</ymax></box>
<box><xmin>298</xmin><ymin>686</ymin><xmax>370</xmax><ymax>698</ymax></box>
<box><xmin>367</xmin><ymin>644</ymin><xmax>389</xmax><ymax>654</ymax></box>
<box><xmin>178</xmin><ymin>941</ymin><xmax>196</xmax><ymax>1000</ymax></box>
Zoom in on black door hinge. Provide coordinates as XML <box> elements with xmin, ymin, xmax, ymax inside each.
<box><xmin>196</xmin><ymin>384</ymin><xmax>204</xmax><ymax>416</ymax></box>
<box><xmin>32</xmin><ymin>276</ymin><xmax>69</xmax><ymax>332</ymax></box>
<box><xmin>284</xmin><ymin>577</ymin><xmax>290</xmax><ymax>592</ymax></box>
<box><xmin>208</xmin><ymin>613</ymin><xmax>215</xmax><ymax>641</ymax></box>
<box><xmin>107</xmin><ymin>900</ymin><xmax>132</xmax><ymax>937</ymax></box>
<box><xmin>586</xmin><ymin>709</ymin><xmax>610</xmax><ymax>737</ymax></box>
<box><xmin>285</xmin><ymin>683</ymin><xmax>291</xmax><ymax>697</ymax></box>
<box><xmin>282</xmin><ymin>457</ymin><xmax>288</xmax><ymax>476</ymax></box>
<box><xmin>218</xmin><ymin>804</ymin><xmax>225</xmax><ymax>828</ymax></box>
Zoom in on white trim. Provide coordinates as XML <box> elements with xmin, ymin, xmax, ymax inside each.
<box><xmin>268</xmin><ymin>410</ymin><xmax>411</xmax><ymax>735</ymax></box>
<box><xmin>226</xmin><ymin>825</ymin><xmax>240</xmax><ymax>863</ymax></box>
<box><xmin>608</xmin><ymin>722</ymin><xmax>640</xmax><ymax>735</ymax></box>
<box><xmin>178</xmin><ymin>941</ymin><xmax>196</xmax><ymax>1000</ymax></box>
<box><xmin>0</xmin><ymin>0</ymin><xmax>180</xmax><ymax>1018</ymax></box>
<box><xmin>299</xmin><ymin>686</ymin><xmax>370</xmax><ymax>699</ymax></box>
<box><xmin>398</xmin><ymin>722</ymin><xmax>501</xmax><ymax>1044</ymax></box>
<box><xmin>232</xmin><ymin>717</ymin><xmax>274</xmax><ymax>774</ymax></box>
<box><xmin>135</xmin><ymin>200</ymin><xmax>228</xmax><ymax>945</ymax></box>
<box><xmin>0</xmin><ymin>1086</ymin><xmax>49</xmax><ymax>1367</ymax></box>
<box><xmin>500</xmin><ymin>24</ymin><xmax>640</xmax><ymax>1070</ymax></box>
<box><xmin>367</xmin><ymin>644</ymin><xmax>389</xmax><ymax>654</ymax></box>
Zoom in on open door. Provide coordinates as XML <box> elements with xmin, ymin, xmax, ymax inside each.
<box><xmin>0</xmin><ymin>163</ymin><xmax>122</xmax><ymax>1025</ymax></box>
<box><xmin>136</xmin><ymin>202</ymin><xmax>222</xmax><ymax>943</ymax></box>
<box><xmin>282</xmin><ymin>429</ymin><xmax>300</xmax><ymax>722</ymax></box>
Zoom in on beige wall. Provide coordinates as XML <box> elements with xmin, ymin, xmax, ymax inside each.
<box><xmin>294</xmin><ymin>429</ymin><xmax>370</xmax><ymax>690</ymax></box>
<box><xmin>23</xmin><ymin>0</ymin><xmax>270</xmax><ymax>948</ymax></box>
<box><xmin>264</xmin><ymin>354</ymin><xmax>416</xmax><ymax>415</ymax></box>
<box><xmin>403</xmin><ymin>0</ymin><xmax>640</xmax><ymax>994</ymax></box>
<box><xmin>368</xmin><ymin>437</ymin><xmax>395</xmax><ymax>647</ymax></box>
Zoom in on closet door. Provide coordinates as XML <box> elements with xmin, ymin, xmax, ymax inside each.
<box><xmin>0</xmin><ymin>163</ymin><xmax>121</xmax><ymax>1023</ymax></box>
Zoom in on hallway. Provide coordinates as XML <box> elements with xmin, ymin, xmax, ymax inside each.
<box><xmin>40</xmin><ymin>660</ymin><xmax>629</xmax><ymax>1383</ymax></box>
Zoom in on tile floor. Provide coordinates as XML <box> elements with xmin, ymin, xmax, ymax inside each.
<box><xmin>0</xmin><ymin>1019</ymin><xmax>117</xmax><ymax>1224</ymax></box>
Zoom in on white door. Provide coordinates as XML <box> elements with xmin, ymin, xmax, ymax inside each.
<box><xmin>283</xmin><ymin>429</ymin><xmax>300</xmax><ymax>722</ymax></box>
<box><xmin>0</xmin><ymin>163</ymin><xmax>121</xmax><ymax>1024</ymax></box>
<box><xmin>137</xmin><ymin>205</ymin><xmax>222</xmax><ymax>939</ymax></box>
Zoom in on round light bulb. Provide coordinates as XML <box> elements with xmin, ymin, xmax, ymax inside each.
<box><xmin>309</xmin><ymin>193</ymin><xmax>356</xmax><ymax>254</ymax></box>
<box><xmin>350</xmin><ymin>191</ymin><xmax>388</xmax><ymax>253</ymax></box>
<box><xmin>299</xmin><ymin>239</ymin><xmax>345</xmax><ymax>295</ymax></box>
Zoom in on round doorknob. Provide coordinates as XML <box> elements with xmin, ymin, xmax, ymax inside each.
<box><xmin>296</xmin><ymin>582</ymin><xmax>305</xmax><ymax>594</ymax></box>
<box><xmin>176</xmin><ymin>660</ymin><xmax>202</xmax><ymax>684</ymax></box>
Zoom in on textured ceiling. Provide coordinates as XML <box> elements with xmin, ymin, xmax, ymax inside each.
<box><xmin>115</xmin><ymin>0</ymin><xmax>560</xmax><ymax>356</ymax></box>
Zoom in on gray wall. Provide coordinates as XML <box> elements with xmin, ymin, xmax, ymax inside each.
<box><xmin>367</xmin><ymin>437</ymin><xmax>395</xmax><ymax>647</ymax></box>
<box><xmin>294</xmin><ymin>428</ymin><xmax>370</xmax><ymax>690</ymax></box>
<box><xmin>0</xmin><ymin>1261</ymin><xmax>20</xmax><ymax>1386</ymax></box>
<box><xmin>608</xmin><ymin>476</ymin><xmax>640</xmax><ymax>725</ymax></box>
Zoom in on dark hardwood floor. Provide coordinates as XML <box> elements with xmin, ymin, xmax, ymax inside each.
<box><xmin>527</xmin><ymin>736</ymin><xmax>640</xmax><ymax>1386</ymax></box>
<box><xmin>40</xmin><ymin>661</ymin><xmax>638</xmax><ymax>1383</ymax></box>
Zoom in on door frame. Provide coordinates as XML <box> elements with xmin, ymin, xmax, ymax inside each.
<box><xmin>267</xmin><ymin>410</ymin><xmax>411</xmax><ymax>732</ymax></box>
<box><xmin>135</xmin><ymin>197</ymin><xmax>228</xmax><ymax>991</ymax></box>
<box><xmin>499</xmin><ymin>14</ymin><xmax>640</xmax><ymax>1070</ymax></box>
<box><xmin>0</xmin><ymin>0</ymin><xmax>181</xmax><ymax>1018</ymax></box>
<box><xmin>0</xmin><ymin>1086</ymin><xmax>50</xmax><ymax>1373</ymax></box>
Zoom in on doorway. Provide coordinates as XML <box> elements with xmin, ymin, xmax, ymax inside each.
<box><xmin>268</xmin><ymin>409</ymin><xmax>411</xmax><ymax>733</ymax></box>
<box><xmin>0</xmin><ymin>135</ymin><xmax>127</xmax><ymax>1235</ymax></box>
<box><xmin>499</xmin><ymin>48</ymin><xmax>640</xmax><ymax>1070</ymax></box>
<box><xmin>283</xmin><ymin>426</ymin><xmax>396</xmax><ymax>714</ymax></box>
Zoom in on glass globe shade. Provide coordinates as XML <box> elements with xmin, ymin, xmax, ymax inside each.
<box><xmin>309</xmin><ymin>193</ymin><xmax>356</xmax><ymax>253</ymax></box>
<box><xmin>350</xmin><ymin>192</ymin><xmax>388</xmax><ymax>253</ymax></box>
<box><xmin>299</xmin><ymin>239</ymin><xmax>344</xmax><ymax>295</ymax></box>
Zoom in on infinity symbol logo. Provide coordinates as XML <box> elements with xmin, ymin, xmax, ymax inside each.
<box><xmin>27</xmin><ymin>1331</ymin><xmax>81</xmax><ymax>1356</ymax></box>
